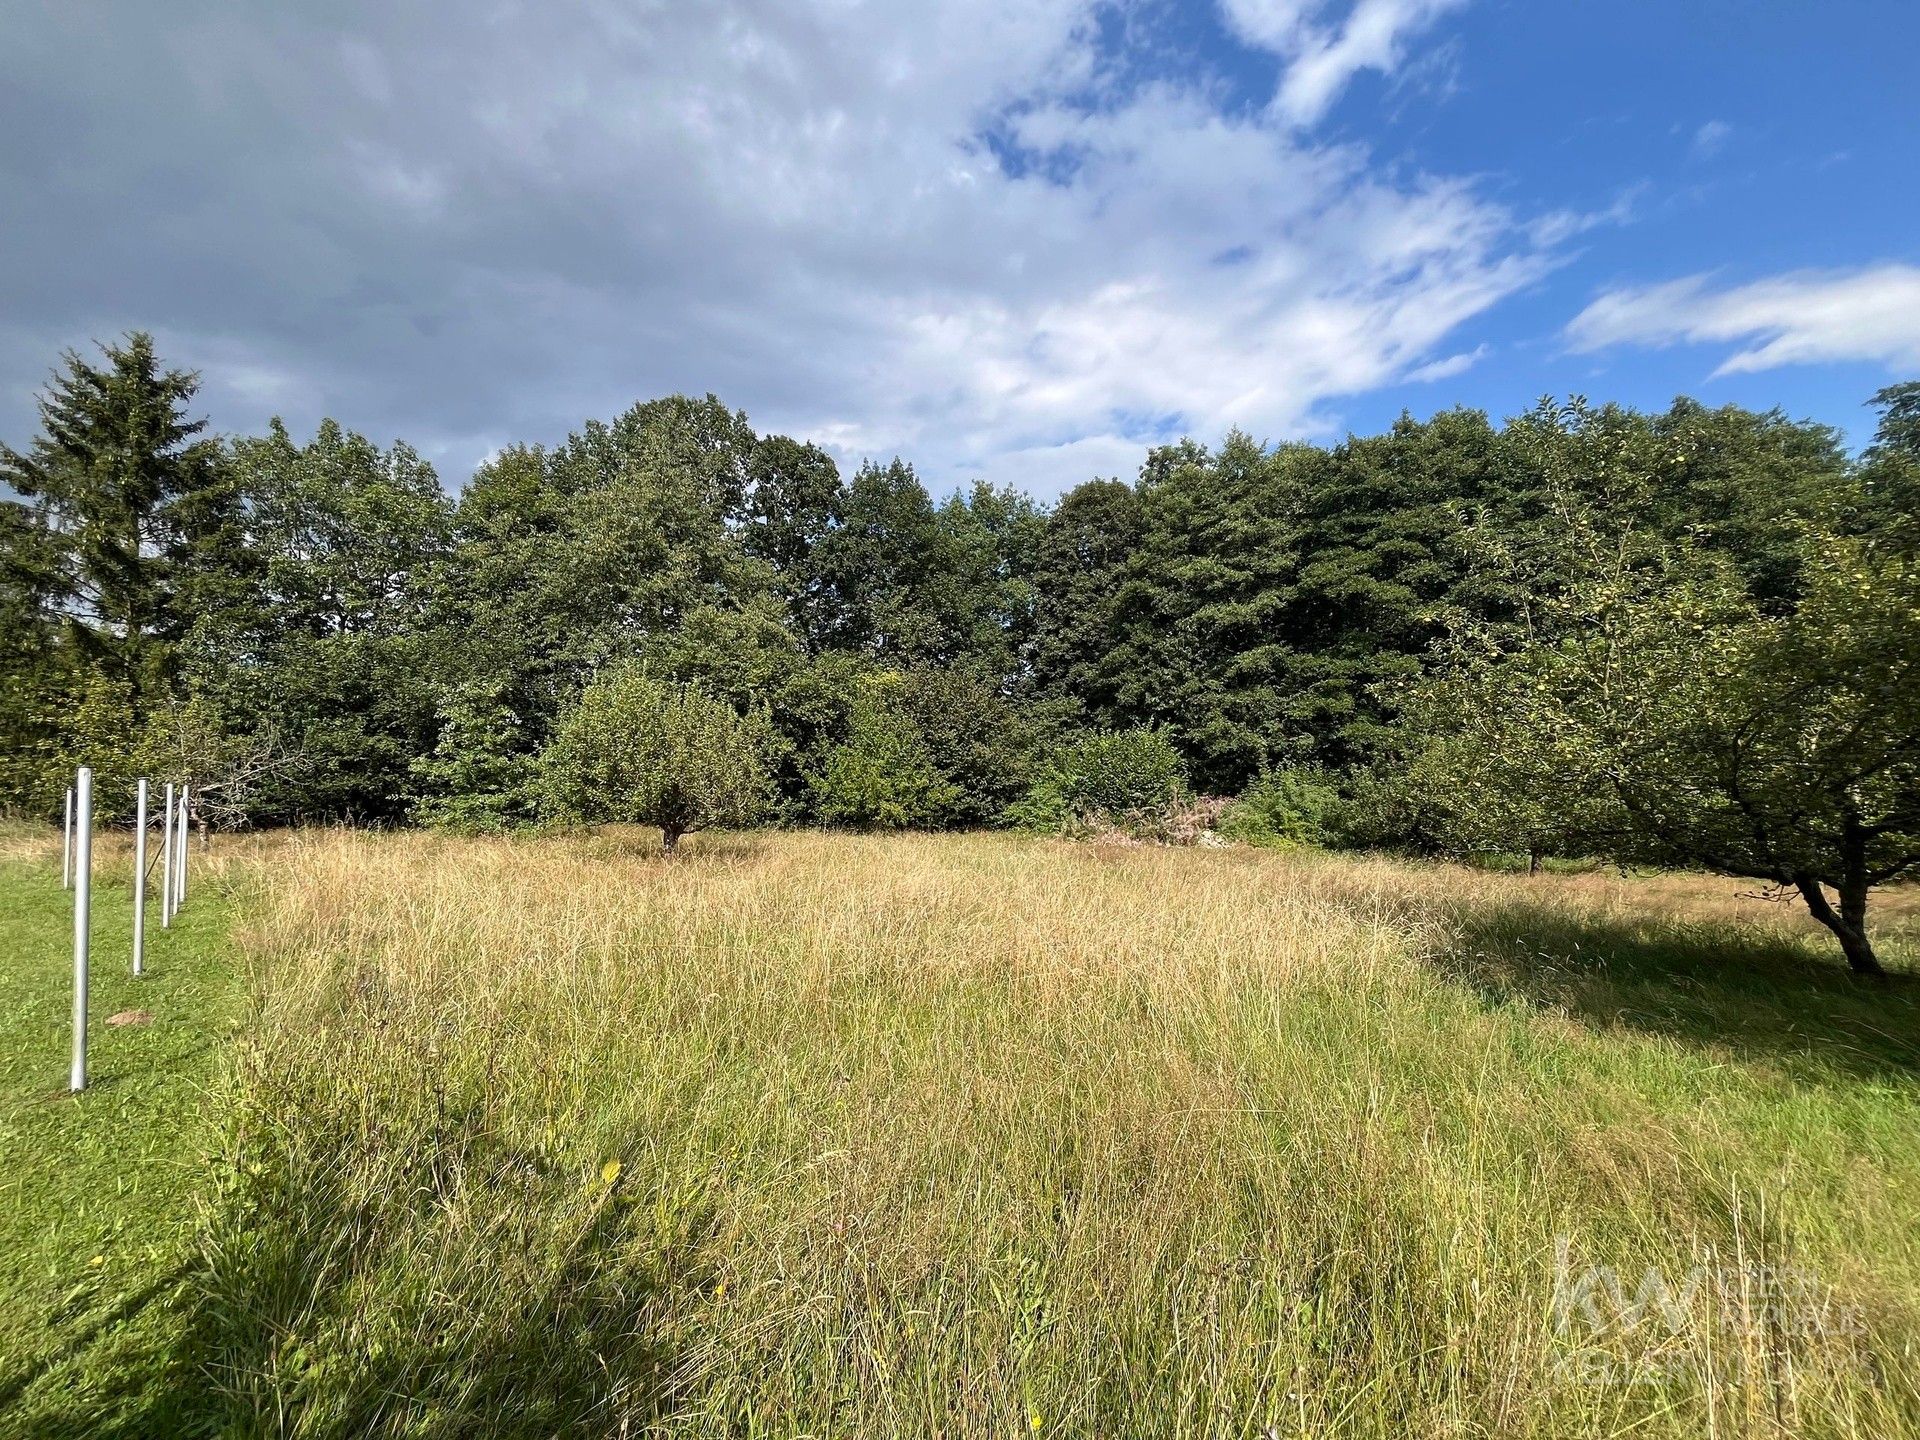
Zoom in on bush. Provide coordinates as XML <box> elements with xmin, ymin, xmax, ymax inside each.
<box><xmin>807</xmin><ymin>690</ymin><xmax>959</xmax><ymax>829</ymax></box>
<box><xmin>539</xmin><ymin>668</ymin><xmax>772</xmax><ymax>852</ymax></box>
<box><xmin>1218</xmin><ymin>766</ymin><xmax>1341</xmax><ymax>849</ymax></box>
<box><xmin>1007</xmin><ymin>727</ymin><xmax>1189</xmax><ymax>837</ymax></box>
<box><xmin>893</xmin><ymin>667</ymin><xmax>1041</xmax><ymax>826</ymax></box>
<box><xmin>411</xmin><ymin>680</ymin><xmax>537</xmax><ymax>833</ymax></box>
<box><xmin>769</xmin><ymin>652</ymin><xmax>873</xmax><ymax>820</ymax></box>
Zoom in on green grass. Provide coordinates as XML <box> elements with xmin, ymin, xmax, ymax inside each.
<box><xmin>1</xmin><ymin>828</ymin><xmax>1917</xmax><ymax>1437</ymax></box>
<box><xmin>0</xmin><ymin>848</ymin><xmax>244</xmax><ymax>1437</ymax></box>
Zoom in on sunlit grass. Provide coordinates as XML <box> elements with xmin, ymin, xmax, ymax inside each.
<box><xmin>213</xmin><ymin>831</ymin><xmax>1920</xmax><ymax>1436</ymax></box>
<box><xmin>0</xmin><ymin>837</ymin><xmax>246</xmax><ymax>1436</ymax></box>
<box><xmin>2</xmin><ymin>825</ymin><xmax>1917</xmax><ymax>1436</ymax></box>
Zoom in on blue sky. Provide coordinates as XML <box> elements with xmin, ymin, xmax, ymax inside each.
<box><xmin>1</xmin><ymin>0</ymin><xmax>1915</xmax><ymax>497</ymax></box>
<box><xmin>1312</xmin><ymin>0</ymin><xmax>1919</xmax><ymax>445</ymax></box>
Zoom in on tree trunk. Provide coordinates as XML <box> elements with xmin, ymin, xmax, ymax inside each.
<box><xmin>1792</xmin><ymin>873</ymin><xmax>1886</xmax><ymax>977</ymax></box>
<box><xmin>1527</xmin><ymin>848</ymin><xmax>1542</xmax><ymax>877</ymax></box>
<box><xmin>661</xmin><ymin>826</ymin><xmax>682</xmax><ymax>856</ymax></box>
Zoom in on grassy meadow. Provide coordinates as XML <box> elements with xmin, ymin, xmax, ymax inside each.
<box><xmin>1</xmin><ymin>826</ymin><xmax>1918</xmax><ymax>1437</ymax></box>
<box><xmin>0</xmin><ymin>840</ymin><xmax>244</xmax><ymax>1435</ymax></box>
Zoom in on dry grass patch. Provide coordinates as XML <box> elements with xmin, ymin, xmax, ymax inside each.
<box><xmin>3</xmin><ymin>821</ymin><xmax>1914</xmax><ymax>1434</ymax></box>
<box><xmin>137</xmin><ymin>828</ymin><xmax>1912</xmax><ymax>1438</ymax></box>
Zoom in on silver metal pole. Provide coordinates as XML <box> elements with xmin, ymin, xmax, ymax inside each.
<box><xmin>133</xmin><ymin>779</ymin><xmax>149</xmax><ymax>977</ymax></box>
<box><xmin>161</xmin><ymin>782</ymin><xmax>176</xmax><ymax>928</ymax></box>
<box><xmin>168</xmin><ymin>794</ymin><xmax>180</xmax><ymax>919</ymax></box>
<box><xmin>70</xmin><ymin>767</ymin><xmax>93</xmax><ymax>1092</ymax></box>
<box><xmin>176</xmin><ymin>786</ymin><xmax>190</xmax><ymax>909</ymax></box>
<box><xmin>175</xmin><ymin>792</ymin><xmax>185</xmax><ymax>914</ymax></box>
<box><xmin>62</xmin><ymin>787</ymin><xmax>74</xmax><ymax>889</ymax></box>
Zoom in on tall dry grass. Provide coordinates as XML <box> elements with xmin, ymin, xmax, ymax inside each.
<box><xmin>150</xmin><ymin>830</ymin><xmax>1920</xmax><ymax>1434</ymax></box>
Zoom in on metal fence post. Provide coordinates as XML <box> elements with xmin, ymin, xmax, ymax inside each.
<box><xmin>176</xmin><ymin>785</ymin><xmax>190</xmax><ymax>909</ymax></box>
<box><xmin>161</xmin><ymin>782</ymin><xmax>176</xmax><ymax>928</ymax></box>
<box><xmin>62</xmin><ymin>786</ymin><xmax>74</xmax><ymax>889</ymax></box>
<box><xmin>133</xmin><ymin>778</ymin><xmax>149</xmax><ymax>977</ymax></box>
<box><xmin>70</xmin><ymin>767</ymin><xmax>92</xmax><ymax>1092</ymax></box>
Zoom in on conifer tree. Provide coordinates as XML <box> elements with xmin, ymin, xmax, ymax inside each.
<box><xmin>0</xmin><ymin>332</ymin><xmax>228</xmax><ymax>688</ymax></box>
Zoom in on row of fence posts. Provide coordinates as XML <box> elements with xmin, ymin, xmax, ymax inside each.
<box><xmin>62</xmin><ymin>767</ymin><xmax>192</xmax><ymax>1092</ymax></box>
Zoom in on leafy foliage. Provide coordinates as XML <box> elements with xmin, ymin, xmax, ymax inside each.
<box><xmin>136</xmin><ymin>692</ymin><xmax>304</xmax><ymax>833</ymax></box>
<box><xmin>806</xmin><ymin>678</ymin><xmax>959</xmax><ymax>830</ymax></box>
<box><xmin>1405</xmin><ymin>538</ymin><xmax>1920</xmax><ymax>972</ymax></box>
<box><xmin>890</xmin><ymin>666</ymin><xmax>1041</xmax><ymax>827</ymax></box>
<box><xmin>1217</xmin><ymin>766</ymin><xmax>1343</xmax><ymax>849</ymax></box>
<box><xmin>410</xmin><ymin>679</ymin><xmax>536</xmax><ymax>833</ymax></box>
<box><xmin>3</xmin><ymin>330</ymin><xmax>1917</xmax><ymax>971</ymax></box>
<box><xmin>1100</xmin><ymin>434</ymin><xmax>1298</xmax><ymax>792</ymax></box>
<box><xmin>539</xmin><ymin>668</ymin><xmax>772</xmax><ymax>851</ymax></box>
<box><xmin>1009</xmin><ymin>727</ymin><xmax>1189</xmax><ymax>835</ymax></box>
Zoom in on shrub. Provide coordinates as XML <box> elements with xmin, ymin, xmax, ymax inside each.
<box><xmin>539</xmin><ymin>668</ymin><xmax>772</xmax><ymax>853</ymax></box>
<box><xmin>45</xmin><ymin>672</ymin><xmax>142</xmax><ymax>824</ymax></box>
<box><xmin>807</xmin><ymin>691</ymin><xmax>959</xmax><ymax>829</ymax></box>
<box><xmin>411</xmin><ymin>680</ymin><xmax>537</xmax><ymax>833</ymax></box>
<box><xmin>1007</xmin><ymin>727</ymin><xmax>1189</xmax><ymax>837</ymax></box>
<box><xmin>1218</xmin><ymin>766</ymin><xmax>1342</xmax><ymax>849</ymax></box>
<box><xmin>893</xmin><ymin>667</ymin><xmax>1040</xmax><ymax>826</ymax></box>
<box><xmin>770</xmin><ymin>651</ymin><xmax>874</xmax><ymax>820</ymax></box>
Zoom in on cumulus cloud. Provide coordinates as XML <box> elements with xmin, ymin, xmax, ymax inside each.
<box><xmin>0</xmin><ymin>0</ymin><xmax>1533</xmax><ymax>497</ymax></box>
<box><xmin>1567</xmin><ymin>265</ymin><xmax>1920</xmax><ymax>377</ymax></box>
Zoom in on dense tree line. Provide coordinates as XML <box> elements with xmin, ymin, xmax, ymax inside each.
<box><xmin>4</xmin><ymin>334</ymin><xmax>1916</xmax><ymax>968</ymax></box>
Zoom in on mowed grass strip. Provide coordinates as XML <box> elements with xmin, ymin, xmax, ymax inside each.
<box><xmin>0</xmin><ymin>832</ymin><xmax>247</xmax><ymax>1437</ymax></box>
<box><xmin>191</xmin><ymin>829</ymin><xmax>1920</xmax><ymax>1438</ymax></box>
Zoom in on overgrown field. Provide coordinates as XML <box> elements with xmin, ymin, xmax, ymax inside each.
<box><xmin>3</xmin><ymin>829</ymin><xmax>1919</xmax><ymax>1437</ymax></box>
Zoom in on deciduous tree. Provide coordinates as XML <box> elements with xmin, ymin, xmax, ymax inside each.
<box><xmin>539</xmin><ymin>669</ymin><xmax>772</xmax><ymax>853</ymax></box>
<box><xmin>1409</xmin><ymin>541</ymin><xmax>1920</xmax><ymax>974</ymax></box>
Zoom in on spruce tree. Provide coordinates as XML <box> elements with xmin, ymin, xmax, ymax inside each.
<box><xmin>0</xmin><ymin>332</ymin><xmax>227</xmax><ymax>688</ymax></box>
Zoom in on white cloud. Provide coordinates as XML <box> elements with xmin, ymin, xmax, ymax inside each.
<box><xmin>0</xmin><ymin>0</ymin><xmax>1532</xmax><ymax>497</ymax></box>
<box><xmin>1567</xmin><ymin>265</ymin><xmax>1920</xmax><ymax>377</ymax></box>
<box><xmin>1221</xmin><ymin>0</ymin><xmax>1469</xmax><ymax>126</ymax></box>
<box><xmin>1405</xmin><ymin>343</ymin><xmax>1487</xmax><ymax>382</ymax></box>
<box><xmin>1527</xmin><ymin>185</ymin><xmax>1642</xmax><ymax>248</ymax></box>
<box><xmin>1690</xmin><ymin>119</ymin><xmax>1733</xmax><ymax>159</ymax></box>
<box><xmin>976</xmin><ymin>432</ymin><xmax>1152</xmax><ymax>499</ymax></box>
<box><xmin>1213</xmin><ymin>0</ymin><xmax>1321</xmax><ymax>52</ymax></box>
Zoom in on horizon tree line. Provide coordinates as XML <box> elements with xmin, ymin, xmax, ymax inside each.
<box><xmin>3</xmin><ymin>333</ymin><xmax>1916</xmax><ymax>971</ymax></box>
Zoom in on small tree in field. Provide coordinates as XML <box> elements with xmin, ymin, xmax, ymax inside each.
<box><xmin>540</xmin><ymin>668</ymin><xmax>771</xmax><ymax>853</ymax></box>
<box><xmin>1409</xmin><ymin>540</ymin><xmax>1920</xmax><ymax>975</ymax></box>
<box><xmin>1397</xmin><ymin>668</ymin><xmax>1615</xmax><ymax>873</ymax></box>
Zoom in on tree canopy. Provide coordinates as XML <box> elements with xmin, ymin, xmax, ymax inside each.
<box><xmin>538</xmin><ymin>668</ymin><xmax>772</xmax><ymax>853</ymax></box>
<box><xmin>4</xmin><ymin>331</ymin><xmax>1915</xmax><ymax>971</ymax></box>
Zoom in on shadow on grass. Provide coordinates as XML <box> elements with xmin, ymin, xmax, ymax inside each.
<box><xmin>1433</xmin><ymin>899</ymin><xmax>1920</xmax><ymax>1085</ymax></box>
<box><xmin>3</xmin><ymin>1117</ymin><xmax>715</xmax><ymax>1437</ymax></box>
<box><xmin>0</xmin><ymin>1265</ymin><xmax>210</xmax><ymax>1439</ymax></box>
<box><xmin>1</xmin><ymin>1201</ymin><xmax>707</xmax><ymax>1438</ymax></box>
<box><xmin>167</xmin><ymin>1076</ymin><xmax>719</xmax><ymax>1439</ymax></box>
